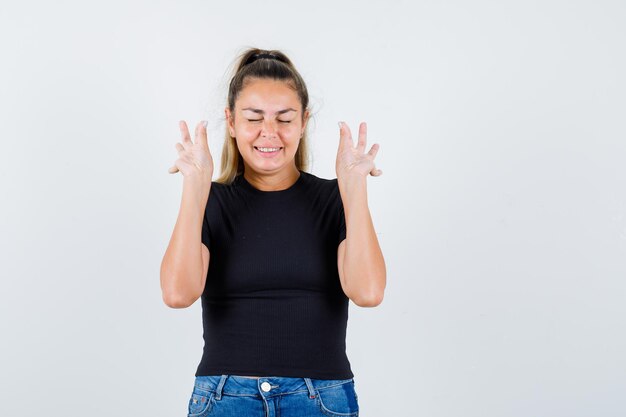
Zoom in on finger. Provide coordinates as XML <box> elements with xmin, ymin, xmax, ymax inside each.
<box><xmin>338</xmin><ymin>121</ymin><xmax>354</xmax><ymax>151</ymax></box>
<box><xmin>175</xmin><ymin>143</ymin><xmax>185</xmax><ymax>154</ymax></box>
<box><xmin>370</xmin><ymin>168</ymin><xmax>383</xmax><ymax>176</ymax></box>
<box><xmin>196</xmin><ymin>120</ymin><xmax>210</xmax><ymax>151</ymax></box>
<box><xmin>356</xmin><ymin>122</ymin><xmax>367</xmax><ymax>153</ymax></box>
<box><xmin>367</xmin><ymin>143</ymin><xmax>380</xmax><ymax>159</ymax></box>
<box><xmin>168</xmin><ymin>165</ymin><xmax>179</xmax><ymax>174</ymax></box>
<box><xmin>179</xmin><ymin>120</ymin><xmax>193</xmax><ymax>149</ymax></box>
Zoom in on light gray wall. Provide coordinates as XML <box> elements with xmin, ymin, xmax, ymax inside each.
<box><xmin>1</xmin><ymin>1</ymin><xmax>624</xmax><ymax>416</ymax></box>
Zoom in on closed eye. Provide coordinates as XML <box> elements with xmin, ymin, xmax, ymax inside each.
<box><xmin>247</xmin><ymin>119</ymin><xmax>291</xmax><ymax>123</ymax></box>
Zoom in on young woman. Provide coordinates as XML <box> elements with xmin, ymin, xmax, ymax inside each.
<box><xmin>160</xmin><ymin>48</ymin><xmax>386</xmax><ymax>417</ymax></box>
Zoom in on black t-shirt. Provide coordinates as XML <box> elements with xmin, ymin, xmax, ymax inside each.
<box><xmin>195</xmin><ymin>170</ymin><xmax>353</xmax><ymax>379</ymax></box>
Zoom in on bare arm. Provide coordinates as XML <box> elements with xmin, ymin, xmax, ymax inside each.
<box><xmin>160</xmin><ymin>178</ymin><xmax>211</xmax><ymax>308</ymax></box>
<box><xmin>337</xmin><ymin>176</ymin><xmax>386</xmax><ymax>307</ymax></box>
<box><xmin>335</xmin><ymin>121</ymin><xmax>386</xmax><ymax>307</ymax></box>
<box><xmin>160</xmin><ymin>120</ymin><xmax>213</xmax><ymax>309</ymax></box>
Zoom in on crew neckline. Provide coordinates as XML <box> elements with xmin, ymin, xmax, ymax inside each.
<box><xmin>236</xmin><ymin>170</ymin><xmax>306</xmax><ymax>196</ymax></box>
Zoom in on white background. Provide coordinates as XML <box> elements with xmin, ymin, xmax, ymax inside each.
<box><xmin>1</xmin><ymin>1</ymin><xmax>625</xmax><ymax>416</ymax></box>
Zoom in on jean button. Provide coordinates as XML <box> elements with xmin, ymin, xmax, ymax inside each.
<box><xmin>261</xmin><ymin>381</ymin><xmax>271</xmax><ymax>392</ymax></box>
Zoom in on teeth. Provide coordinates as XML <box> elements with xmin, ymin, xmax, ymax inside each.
<box><xmin>258</xmin><ymin>147</ymin><xmax>280</xmax><ymax>152</ymax></box>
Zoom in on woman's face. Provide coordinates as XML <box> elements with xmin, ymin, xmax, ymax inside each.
<box><xmin>226</xmin><ymin>78</ymin><xmax>309</xmax><ymax>176</ymax></box>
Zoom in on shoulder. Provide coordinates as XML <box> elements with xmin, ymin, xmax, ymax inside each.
<box><xmin>208</xmin><ymin>177</ymin><xmax>241</xmax><ymax>196</ymax></box>
<box><xmin>298</xmin><ymin>172</ymin><xmax>342</xmax><ymax>209</ymax></box>
<box><xmin>205</xmin><ymin>181</ymin><xmax>226</xmax><ymax>202</ymax></box>
<box><xmin>210</xmin><ymin>179</ymin><xmax>232</xmax><ymax>189</ymax></box>
<box><xmin>204</xmin><ymin>179</ymin><xmax>239</xmax><ymax>212</ymax></box>
<box><xmin>300</xmin><ymin>171</ymin><xmax>339</xmax><ymax>190</ymax></box>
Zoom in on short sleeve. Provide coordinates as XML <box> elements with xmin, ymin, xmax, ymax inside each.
<box><xmin>201</xmin><ymin>208</ymin><xmax>211</xmax><ymax>251</ymax></box>
<box><xmin>339</xmin><ymin>208</ymin><xmax>346</xmax><ymax>244</ymax></box>
<box><xmin>337</xmin><ymin>187</ymin><xmax>346</xmax><ymax>245</ymax></box>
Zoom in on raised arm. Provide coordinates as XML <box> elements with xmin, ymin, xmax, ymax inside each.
<box><xmin>335</xmin><ymin>121</ymin><xmax>386</xmax><ymax>307</ymax></box>
<box><xmin>160</xmin><ymin>120</ymin><xmax>213</xmax><ymax>308</ymax></box>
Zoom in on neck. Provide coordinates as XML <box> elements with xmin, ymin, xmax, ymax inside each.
<box><xmin>243</xmin><ymin>165</ymin><xmax>301</xmax><ymax>191</ymax></box>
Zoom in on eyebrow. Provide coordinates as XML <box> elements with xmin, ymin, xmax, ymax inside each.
<box><xmin>241</xmin><ymin>107</ymin><xmax>297</xmax><ymax>115</ymax></box>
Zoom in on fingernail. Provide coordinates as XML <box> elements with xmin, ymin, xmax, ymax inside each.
<box><xmin>202</xmin><ymin>120</ymin><xmax>208</xmax><ymax>128</ymax></box>
<box><xmin>338</xmin><ymin>121</ymin><xmax>342</xmax><ymax>129</ymax></box>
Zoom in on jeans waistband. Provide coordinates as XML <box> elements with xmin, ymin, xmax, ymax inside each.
<box><xmin>193</xmin><ymin>375</ymin><xmax>355</xmax><ymax>400</ymax></box>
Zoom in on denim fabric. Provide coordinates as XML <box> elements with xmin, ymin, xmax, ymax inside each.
<box><xmin>187</xmin><ymin>374</ymin><xmax>359</xmax><ymax>417</ymax></box>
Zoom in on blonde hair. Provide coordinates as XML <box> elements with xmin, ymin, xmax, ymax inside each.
<box><xmin>215</xmin><ymin>48</ymin><xmax>311</xmax><ymax>184</ymax></box>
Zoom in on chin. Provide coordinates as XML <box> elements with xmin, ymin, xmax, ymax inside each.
<box><xmin>244</xmin><ymin>159</ymin><xmax>295</xmax><ymax>174</ymax></box>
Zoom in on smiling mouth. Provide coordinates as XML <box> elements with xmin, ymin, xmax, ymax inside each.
<box><xmin>254</xmin><ymin>146</ymin><xmax>283</xmax><ymax>153</ymax></box>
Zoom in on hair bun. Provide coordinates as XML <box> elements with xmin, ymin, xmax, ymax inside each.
<box><xmin>245</xmin><ymin>52</ymin><xmax>284</xmax><ymax>66</ymax></box>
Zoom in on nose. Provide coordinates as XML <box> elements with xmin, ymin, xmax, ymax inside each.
<box><xmin>260</xmin><ymin>119</ymin><xmax>278</xmax><ymax>138</ymax></box>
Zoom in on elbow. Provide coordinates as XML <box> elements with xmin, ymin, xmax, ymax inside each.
<box><xmin>353</xmin><ymin>291</ymin><xmax>384</xmax><ymax>308</ymax></box>
<box><xmin>160</xmin><ymin>274</ymin><xmax>201</xmax><ymax>309</ymax></box>
<box><xmin>350</xmin><ymin>282</ymin><xmax>385</xmax><ymax>307</ymax></box>
<box><xmin>160</xmin><ymin>257</ymin><xmax>204</xmax><ymax>308</ymax></box>
<box><xmin>348</xmin><ymin>270</ymin><xmax>386</xmax><ymax>308</ymax></box>
<box><xmin>162</xmin><ymin>291</ymin><xmax>196</xmax><ymax>309</ymax></box>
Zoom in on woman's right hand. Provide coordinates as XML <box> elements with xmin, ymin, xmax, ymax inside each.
<box><xmin>168</xmin><ymin>120</ymin><xmax>214</xmax><ymax>182</ymax></box>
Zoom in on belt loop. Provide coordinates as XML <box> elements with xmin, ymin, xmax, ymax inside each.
<box><xmin>215</xmin><ymin>375</ymin><xmax>228</xmax><ymax>401</ymax></box>
<box><xmin>304</xmin><ymin>377</ymin><xmax>316</xmax><ymax>399</ymax></box>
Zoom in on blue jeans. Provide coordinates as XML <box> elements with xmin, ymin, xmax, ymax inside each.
<box><xmin>187</xmin><ymin>374</ymin><xmax>359</xmax><ymax>417</ymax></box>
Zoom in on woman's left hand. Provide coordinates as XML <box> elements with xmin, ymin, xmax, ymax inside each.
<box><xmin>336</xmin><ymin>121</ymin><xmax>382</xmax><ymax>183</ymax></box>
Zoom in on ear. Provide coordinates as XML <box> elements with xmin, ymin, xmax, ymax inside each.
<box><xmin>301</xmin><ymin>109</ymin><xmax>310</xmax><ymax>136</ymax></box>
<box><xmin>225</xmin><ymin>107</ymin><xmax>235</xmax><ymax>137</ymax></box>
